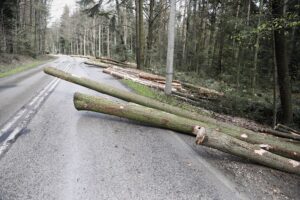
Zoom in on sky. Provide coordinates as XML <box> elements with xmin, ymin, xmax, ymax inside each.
<box><xmin>49</xmin><ymin>0</ymin><xmax>77</xmax><ymax>25</ymax></box>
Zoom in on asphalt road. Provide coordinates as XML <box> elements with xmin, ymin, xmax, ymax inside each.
<box><xmin>0</xmin><ymin>56</ymin><xmax>298</xmax><ymax>200</ymax></box>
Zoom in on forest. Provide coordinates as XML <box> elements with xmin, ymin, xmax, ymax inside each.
<box><xmin>0</xmin><ymin>0</ymin><xmax>299</xmax><ymax>127</ymax></box>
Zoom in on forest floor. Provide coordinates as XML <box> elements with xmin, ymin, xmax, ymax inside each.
<box><xmin>139</xmin><ymin>67</ymin><xmax>300</xmax><ymax>129</ymax></box>
<box><xmin>0</xmin><ymin>54</ymin><xmax>54</xmax><ymax>78</ymax></box>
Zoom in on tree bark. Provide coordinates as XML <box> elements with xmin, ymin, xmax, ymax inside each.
<box><xmin>73</xmin><ymin>92</ymin><xmax>300</xmax><ymax>175</ymax></box>
<box><xmin>98</xmin><ymin>24</ymin><xmax>101</xmax><ymax>57</ymax></box>
<box><xmin>145</xmin><ymin>0</ymin><xmax>155</xmax><ymax>67</ymax></box>
<box><xmin>252</xmin><ymin>0</ymin><xmax>263</xmax><ymax>93</ymax></box>
<box><xmin>138</xmin><ymin>0</ymin><xmax>144</xmax><ymax>67</ymax></box>
<box><xmin>165</xmin><ymin>0</ymin><xmax>176</xmax><ymax>95</ymax></box>
<box><xmin>135</xmin><ymin>0</ymin><xmax>140</xmax><ymax>69</ymax></box>
<box><xmin>43</xmin><ymin>67</ymin><xmax>300</xmax><ymax>160</ymax></box>
<box><xmin>107</xmin><ymin>26</ymin><xmax>110</xmax><ymax>57</ymax></box>
<box><xmin>272</xmin><ymin>0</ymin><xmax>293</xmax><ymax>124</ymax></box>
<box><xmin>84</xmin><ymin>28</ymin><xmax>87</xmax><ymax>56</ymax></box>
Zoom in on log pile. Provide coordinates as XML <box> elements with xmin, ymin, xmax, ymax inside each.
<box><xmin>83</xmin><ymin>56</ymin><xmax>223</xmax><ymax>101</ymax></box>
<box><xmin>44</xmin><ymin>66</ymin><xmax>300</xmax><ymax>175</ymax></box>
<box><xmin>103</xmin><ymin>67</ymin><xmax>183</xmax><ymax>92</ymax></box>
<box><xmin>96</xmin><ymin>56</ymin><xmax>137</xmax><ymax>68</ymax></box>
<box><xmin>84</xmin><ymin>60</ymin><xmax>112</xmax><ymax>68</ymax></box>
<box><xmin>70</xmin><ymin>55</ymin><xmax>93</xmax><ymax>59</ymax></box>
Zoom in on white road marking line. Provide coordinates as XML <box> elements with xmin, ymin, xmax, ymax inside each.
<box><xmin>0</xmin><ymin>64</ymin><xmax>72</xmax><ymax>157</ymax></box>
<box><xmin>0</xmin><ymin>109</ymin><xmax>26</xmax><ymax>136</ymax></box>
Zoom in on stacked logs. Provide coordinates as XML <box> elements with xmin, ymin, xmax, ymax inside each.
<box><xmin>84</xmin><ymin>58</ymin><xmax>224</xmax><ymax>102</ymax></box>
<box><xmin>44</xmin><ymin>66</ymin><xmax>300</xmax><ymax>175</ymax></box>
<box><xmin>80</xmin><ymin>56</ymin><xmax>224</xmax><ymax>102</ymax></box>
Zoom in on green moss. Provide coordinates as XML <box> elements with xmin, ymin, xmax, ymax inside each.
<box><xmin>122</xmin><ymin>79</ymin><xmax>157</xmax><ymax>99</ymax></box>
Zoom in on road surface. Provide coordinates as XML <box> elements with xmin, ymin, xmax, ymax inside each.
<box><xmin>0</xmin><ymin>56</ymin><xmax>298</xmax><ymax>200</ymax></box>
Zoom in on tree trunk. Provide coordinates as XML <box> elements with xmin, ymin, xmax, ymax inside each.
<box><xmin>247</xmin><ymin>0</ymin><xmax>251</xmax><ymax>25</ymax></box>
<box><xmin>272</xmin><ymin>30</ymin><xmax>278</xmax><ymax>128</ymax></box>
<box><xmin>98</xmin><ymin>24</ymin><xmax>101</xmax><ymax>57</ymax></box>
<box><xmin>84</xmin><ymin>28</ymin><xmax>86</xmax><ymax>56</ymax></box>
<box><xmin>107</xmin><ymin>26</ymin><xmax>110</xmax><ymax>57</ymax></box>
<box><xmin>272</xmin><ymin>0</ymin><xmax>293</xmax><ymax>124</ymax></box>
<box><xmin>135</xmin><ymin>0</ymin><xmax>140</xmax><ymax>69</ymax></box>
<box><xmin>138</xmin><ymin>0</ymin><xmax>144</xmax><ymax>67</ymax></box>
<box><xmin>73</xmin><ymin>92</ymin><xmax>300</xmax><ymax>175</ymax></box>
<box><xmin>43</xmin><ymin>67</ymin><xmax>300</xmax><ymax>160</ymax></box>
<box><xmin>165</xmin><ymin>0</ymin><xmax>176</xmax><ymax>95</ymax></box>
<box><xmin>252</xmin><ymin>0</ymin><xmax>263</xmax><ymax>93</ymax></box>
<box><xmin>145</xmin><ymin>0</ymin><xmax>155</xmax><ymax>67</ymax></box>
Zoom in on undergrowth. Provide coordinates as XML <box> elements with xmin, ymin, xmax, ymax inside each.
<box><xmin>122</xmin><ymin>79</ymin><xmax>300</xmax><ymax>129</ymax></box>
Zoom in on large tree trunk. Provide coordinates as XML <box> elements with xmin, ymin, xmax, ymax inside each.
<box><xmin>84</xmin><ymin>28</ymin><xmax>87</xmax><ymax>56</ymax></box>
<box><xmin>107</xmin><ymin>26</ymin><xmax>110</xmax><ymax>57</ymax></box>
<box><xmin>73</xmin><ymin>92</ymin><xmax>300</xmax><ymax>175</ymax></box>
<box><xmin>43</xmin><ymin>67</ymin><xmax>300</xmax><ymax>160</ymax></box>
<box><xmin>135</xmin><ymin>0</ymin><xmax>140</xmax><ymax>69</ymax></box>
<box><xmin>252</xmin><ymin>0</ymin><xmax>263</xmax><ymax>93</ymax></box>
<box><xmin>138</xmin><ymin>0</ymin><xmax>144</xmax><ymax>67</ymax></box>
<box><xmin>145</xmin><ymin>0</ymin><xmax>155</xmax><ymax>67</ymax></box>
<box><xmin>272</xmin><ymin>0</ymin><xmax>293</xmax><ymax>124</ymax></box>
<box><xmin>98</xmin><ymin>24</ymin><xmax>101</xmax><ymax>57</ymax></box>
<box><xmin>165</xmin><ymin>0</ymin><xmax>176</xmax><ymax>95</ymax></box>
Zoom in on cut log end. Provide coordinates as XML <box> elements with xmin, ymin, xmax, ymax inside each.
<box><xmin>254</xmin><ymin>149</ymin><xmax>267</xmax><ymax>156</ymax></box>
<box><xmin>193</xmin><ymin>126</ymin><xmax>206</xmax><ymax>145</ymax></box>
<box><xmin>259</xmin><ymin>144</ymin><xmax>272</xmax><ymax>151</ymax></box>
<box><xmin>289</xmin><ymin>160</ymin><xmax>300</xmax><ymax>168</ymax></box>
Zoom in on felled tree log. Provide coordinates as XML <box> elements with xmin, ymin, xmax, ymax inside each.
<box><xmin>181</xmin><ymin>82</ymin><xmax>224</xmax><ymax>98</ymax></box>
<box><xmin>173</xmin><ymin>90</ymin><xmax>217</xmax><ymax>101</ymax></box>
<box><xmin>84</xmin><ymin>60</ymin><xmax>111</xmax><ymax>68</ymax></box>
<box><xmin>43</xmin><ymin>67</ymin><xmax>300</xmax><ymax>160</ymax></box>
<box><xmin>138</xmin><ymin>72</ymin><xmax>180</xmax><ymax>84</ymax></box>
<box><xmin>259</xmin><ymin>128</ymin><xmax>300</xmax><ymax>141</ymax></box>
<box><xmin>73</xmin><ymin>92</ymin><xmax>300</xmax><ymax>175</ymax></box>
<box><xmin>97</xmin><ymin>57</ymin><xmax>137</xmax><ymax>68</ymax></box>
<box><xmin>276</xmin><ymin>124</ymin><xmax>300</xmax><ymax>135</ymax></box>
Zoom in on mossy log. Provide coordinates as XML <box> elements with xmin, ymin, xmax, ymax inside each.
<box><xmin>73</xmin><ymin>92</ymin><xmax>300</xmax><ymax>175</ymax></box>
<box><xmin>43</xmin><ymin>67</ymin><xmax>300</xmax><ymax>160</ymax></box>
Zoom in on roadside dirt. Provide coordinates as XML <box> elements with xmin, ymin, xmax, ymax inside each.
<box><xmin>0</xmin><ymin>53</ymin><xmax>52</xmax><ymax>73</ymax></box>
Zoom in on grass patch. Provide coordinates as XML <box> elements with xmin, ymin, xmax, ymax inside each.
<box><xmin>122</xmin><ymin>79</ymin><xmax>209</xmax><ymax>116</ymax></box>
<box><xmin>0</xmin><ymin>57</ymin><xmax>54</xmax><ymax>78</ymax></box>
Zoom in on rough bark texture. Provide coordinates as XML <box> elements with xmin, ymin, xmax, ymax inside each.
<box><xmin>165</xmin><ymin>0</ymin><xmax>176</xmax><ymax>95</ymax></box>
<box><xmin>43</xmin><ymin>67</ymin><xmax>300</xmax><ymax>160</ymax></box>
<box><xmin>272</xmin><ymin>0</ymin><xmax>293</xmax><ymax>124</ymax></box>
<box><xmin>73</xmin><ymin>92</ymin><xmax>300</xmax><ymax>175</ymax></box>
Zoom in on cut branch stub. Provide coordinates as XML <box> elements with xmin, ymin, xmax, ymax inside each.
<box><xmin>193</xmin><ymin>126</ymin><xmax>206</xmax><ymax>144</ymax></box>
